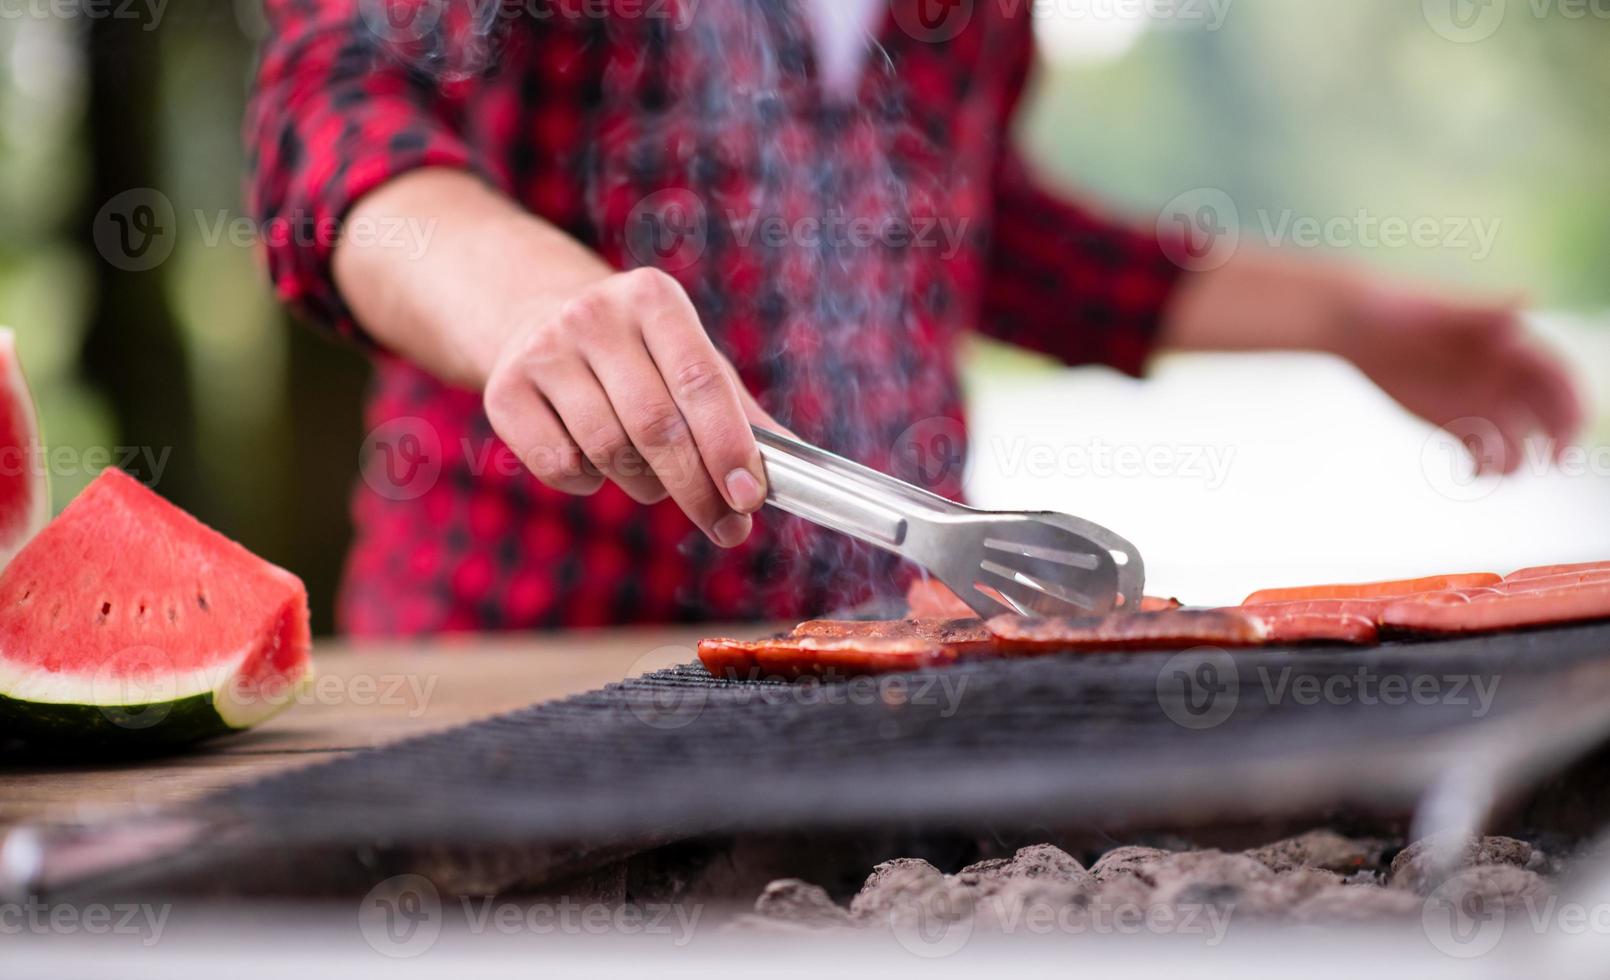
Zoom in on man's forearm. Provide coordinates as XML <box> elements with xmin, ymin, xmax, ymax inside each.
<box><xmin>1158</xmin><ymin>251</ymin><xmax>1359</xmax><ymax>357</ymax></box>
<box><xmin>332</xmin><ymin>167</ymin><xmax>615</xmax><ymax>389</ymax></box>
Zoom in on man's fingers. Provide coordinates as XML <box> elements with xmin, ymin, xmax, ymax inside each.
<box><xmin>629</xmin><ymin>270</ymin><xmax>768</xmax><ymax>516</ymax></box>
<box><xmin>1510</xmin><ymin>343</ymin><xmax>1585</xmax><ymax>455</ymax></box>
<box><xmin>535</xmin><ymin>359</ymin><xmax>670</xmax><ymax>506</ymax></box>
<box><xmin>482</xmin><ymin>374</ymin><xmax>603</xmax><ymax>496</ymax></box>
<box><xmin>589</xmin><ymin>337</ymin><xmax>748</xmax><ymax>548</ymax></box>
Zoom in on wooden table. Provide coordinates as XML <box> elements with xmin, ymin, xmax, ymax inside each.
<box><xmin>0</xmin><ymin>627</ymin><xmax>728</xmax><ymax>833</ymax></box>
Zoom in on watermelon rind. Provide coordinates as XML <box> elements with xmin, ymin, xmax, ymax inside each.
<box><xmin>0</xmin><ymin>658</ymin><xmax>314</xmax><ymax>747</ymax></box>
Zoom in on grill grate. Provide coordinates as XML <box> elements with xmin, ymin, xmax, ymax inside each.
<box><xmin>197</xmin><ymin>622</ymin><xmax>1610</xmax><ymax>848</ymax></box>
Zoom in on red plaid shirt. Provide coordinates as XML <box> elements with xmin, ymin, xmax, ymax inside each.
<box><xmin>247</xmin><ymin>0</ymin><xmax>1183</xmax><ymax>634</ymax></box>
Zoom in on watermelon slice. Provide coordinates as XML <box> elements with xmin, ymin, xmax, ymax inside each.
<box><xmin>0</xmin><ymin>468</ymin><xmax>312</xmax><ymax>745</ymax></box>
<box><xmin>0</xmin><ymin>327</ymin><xmax>48</xmax><ymax>566</ymax></box>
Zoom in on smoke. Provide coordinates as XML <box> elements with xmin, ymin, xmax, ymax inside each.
<box><xmin>595</xmin><ymin>0</ymin><xmax>958</xmax><ymax>616</ymax></box>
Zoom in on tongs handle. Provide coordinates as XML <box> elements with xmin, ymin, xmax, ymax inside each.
<box><xmin>752</xmin><ymin>427</ymin><xmax>927</xmax><ymax>555</ymax></box>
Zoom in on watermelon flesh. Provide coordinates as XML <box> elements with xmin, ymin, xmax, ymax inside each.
<box><xmin>0</xmin><ymin>328</ymin><xmax>48</xmax><ymax>567</ymax></box>
<box><xmin>0</xmin><ymin>468</ymin><xmax>312</xmax><ymax>744</ymax></box>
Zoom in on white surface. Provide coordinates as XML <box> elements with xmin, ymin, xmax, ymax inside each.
<box><xmin>966</xmin><ymin>315</ymin><xmax>1610</xmax><ymax>606</ymax></box>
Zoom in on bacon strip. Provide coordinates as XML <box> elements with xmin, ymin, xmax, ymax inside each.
<box><xmin>1243</xmin><ymin>573</ymin><xmax>1499</xmax><ymax>606</ymax></box>
<box><xmin>1381</xmin><ymin>584</ymin><xmax>1610</xmax><ymax>634</ymax></box>
<box><xmin>986</xmin><ymin>609</ymin><xmax>1270</xmax><ymax>652</ymax></box>
<box><xmin>699</xmin><ymin>619</ymin><xmax>996</xmax><ymax>679</ymax></box>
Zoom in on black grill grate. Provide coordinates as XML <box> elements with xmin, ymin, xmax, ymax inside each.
<box><xmin>198</xmin><ymin>622</ymin><xmax>1610</xmax><ymax>848</ymax></box>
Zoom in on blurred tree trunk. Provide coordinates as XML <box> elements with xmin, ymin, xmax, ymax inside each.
<box><xmin>284</xmin><ymin>320</ymin><xmax>369</xmax><ymax>634</ymax></box>
<box><xmin>81</xmin><ymin>14</ymin><xmax>205</xmax><ymax>507</ymax></box>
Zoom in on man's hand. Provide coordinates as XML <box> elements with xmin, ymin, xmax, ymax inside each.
<box><xmin>484</xmin><ymin>268</ymin><xmax>773</xmax><ymax>548</ymax></box>
<box><xmin>333</xmin><ymin>169</ymin><xmax>772</xmax><ymax>548</ymax></box>
<box><xmin>1332</xmin><ymin>285</ymin><xmax>1583</xmax><ymax>474</ymax></box>
<box><xmin>1162</xmin><ymin>252</ymin><xmax>1585</xmax><ymax>474</ymax></box>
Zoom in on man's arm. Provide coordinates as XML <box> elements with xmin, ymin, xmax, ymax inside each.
<box><xmin>248</xmin><ymin>4</ymin><xmax>770</xmax><ymax>548</ymax></box>
<box><xmin>1161</xmin><ymin>250</ymin><xmax>1585</xmax><ymax>474</ymax></box>
<box><xmin>332</xmin><ymin>170</ymin><xmax>773</xmax><ymax>548</ymax></box>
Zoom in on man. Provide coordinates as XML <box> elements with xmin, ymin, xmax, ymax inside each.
<box><xmin>248</xmin><ymin>0</ymin><xmax>1580</xmax><ymax>634</ymax></box>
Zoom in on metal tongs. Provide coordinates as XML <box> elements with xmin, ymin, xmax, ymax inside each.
<box><xmin>754</xmin><ymin>427</ymin><xmax>1144</xmax><ymax>619</ymax></box>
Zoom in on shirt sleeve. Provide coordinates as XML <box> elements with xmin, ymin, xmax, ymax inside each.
<box><xmin>245</xmin><ymin>0</ymin><xmax>478</xmax><ymax>342</ymax></box>
<box><xmin>976</xmin><ymin>25</ymin><xmax>1186</xmax><ymax>378</ymax></box>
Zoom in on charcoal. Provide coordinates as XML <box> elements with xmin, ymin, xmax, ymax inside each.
<box><xmin>957</xmin><ymin>844</ymin><xmax>1087</xmax><ymax>893</ymax></box>
<box><xmin>1089</xmin><ymin>845</ymin><xmax>1173</xmax><ymax>882</ymax></box>
<box><xmin>754</xmin><ymin>879</ymin><xmax>853</xmax><ymax>928</ymax></box>
<box><xmin>1246</xmin><ymin>830</ymin><xmax>1391</xmax><ymax>874</ymax></box>
<box><xmin>1390</xmin><ymin>835</ymin><xmax>1536</xmax><ymax>894</ymax></box>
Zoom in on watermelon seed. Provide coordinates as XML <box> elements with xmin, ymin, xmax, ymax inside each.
<box><xmin>197</xmin><ymin>592</ymin><xmax>210</xmax><ymax>612</ymax></box>
<box><xmin>97</xmin><ymin>601</ymin><xmax>111</xmax><ymax>623</ymax></box>
<box><xmin>167</xmin><ymin>605</ymin><xmax>177</xmax><ymax>623</ymax></box>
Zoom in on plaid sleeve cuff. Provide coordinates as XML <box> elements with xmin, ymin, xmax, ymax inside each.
<box><xmin>246</xmin><ymin>10</ymin><xmax>474</xmax><ymax>343</ymax></box>
<box><xmin>978</xmin><ymin>150</ymin><xmax>1185</xmax><ymax>378</ymax></box>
